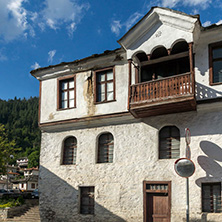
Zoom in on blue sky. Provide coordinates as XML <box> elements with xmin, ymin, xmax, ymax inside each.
<box><xmin>0</xmin><ymin>0</ymin><xmax>222</xmax><ymax>100</ymax></box>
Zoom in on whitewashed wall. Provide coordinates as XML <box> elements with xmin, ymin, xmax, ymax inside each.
<box><xmin>195</xmin><ymin>27</ymin><xmax>222</xmax><ymax>100</ymax></box>
<box><xmin>39</xmin><ymin>103</ymin><xmax>222</xmax><ymax>222</ymax></box>
<box><xmin>40</xmin><ymin>60</ymin><xmax>128</xmax><ymax>124</ymax></box>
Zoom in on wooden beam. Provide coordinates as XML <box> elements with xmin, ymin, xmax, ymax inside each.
<box><xmin>189</xmin><ymin>42</ymin><xmax>195</xmax><ymax>95</ymax></box>
<box><xmin>128</xmin><ymin>59</ymin><xmax>132</xmax><ymax>110</ymax></box>
<box><xmin>141</xmin><ymin>51</ymin><xmax>189</xmax><ymax>66</ymax></box>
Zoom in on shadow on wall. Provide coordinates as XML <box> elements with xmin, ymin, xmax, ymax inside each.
<box><xmin>196</xmin><ymin>140</ymin><xmax>222</xmax><ymax>186</ymax></box>
<box><xmin>193</xmin><ymin>141</ymin><xmax>222</xmax><ymax>222</ymax></box>
<box><xmin>129</xmin><ymin>21</ymin><xmax>162</xmax><ymax>51</ymax></box>
<box><xmin>38</xmin><ymin>165</ymin><xmax>126</xmax><ymax>222</ymax></box>
<box><xmin>196</xmin><ymin>82</ymin><xmax>222</xmax><ymax>100</ymax></box>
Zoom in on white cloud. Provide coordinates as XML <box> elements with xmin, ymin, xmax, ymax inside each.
<box><xmin>125</xmin><ymin>12</ymin><xmax>143</xmax><ymax>30</ymax></box>
<box><xmin>0</xmin><ymin>0</ymin><xmax>28</xmax><ymax>41</ymax></box>
<box><xmin>30</xmin><ymin>12</ymin><xmax>38</xmax><ymax>22</ymax></box>
<box><xmin>202</xmin><ymin>21</ymin><xmax>212</xmax><ymax>27</ymax></box>
<box><xmin>48</xmin><ymin>50</ymin><xmax>56</xmax><ymax>63</ymax></box>
<box><xmin>192</xmin><ymin>9</ymin><xmax>199</xmax><ymax>15</ymax></box>
<box><xmin>160</xmin><ymin>0</ymin><xmax>211</xmax><ymax>9</ymax></box>
<box><xmin>161</xmin><ymin>0</ymin><xmax>180</xmax><ymax>8</ymax></box>
<box><xmin>42</xmin><ymin>0</ymin><xmax>90</xmax><ymax>32</ymax></box>
<box><xmin>0</xmin><ymin>50</ymin><xmax>7</xmax><ymax>61</ymax></box>
<box><xmin>111</xmin><ymin>20</ymin><xmax>122</xmax><ymax>36</ymax></box>
<box><xmin>216</xmin><ymin>20</ymin><xmax>222</xmax><ymax>25</ymax></box>
<box><xmin>67</xmin><ymin>22</ymin><xmax>76</xmax><ymax>37</ymax></box>
<box><xmin>31</xmin><ymin>62</ymin><xmax>40</xmax><ymax>70</ymax></box>
<box><xmin>0</xmin><ymin>0</ymin><xmax>90</xmax><ymax>42</ymax></box>
<box><xmin>111</xmin><ymin>12</ymin><xmax>143</xmax><ymax>37</ymax></box>
<box><xmin>38</xmin><ymin>22</ymin><xmax>46</xmax><ymax>31</ymax></box>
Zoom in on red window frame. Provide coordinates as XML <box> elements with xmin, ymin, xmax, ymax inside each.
<box><xmin>209</xmin><ymin>41</ymin><xmax>222</xmax><ymax>85</ymax></box>
<box><xmin>94</xmin><ymin>67</ymin><xmax>116</xmax><ymax>104</ymax></box>
<box><xmin>97</xmin><ymin>133</ymin><xmax>114</xmax><ymax>163</ymax></box>
<box><xmin>57</xmin><ymin>75</ymin><xmax>76</xmax><ymax>110</ymax></box>
<box><xmin>62</xmin><ymin>137</ymin><xmax>77</xmax><ymax>165</ymax></box>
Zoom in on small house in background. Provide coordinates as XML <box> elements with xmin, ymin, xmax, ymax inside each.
<box><xmin>16</xmin><ymin>157</ymin><xmax>28</xmax><ymax>169</ymax></box>
<box><xmin>11</xmin><ymin>175</ymin><xmax>38</xmax><ymax>191</ymax></box>
<box><xmin>24</xmin><ymin>167</ymin><xmax>39</xmax><ymax>178</ymax></box>
<box><xmin>0</xmin><ymin>180</ymin><xmax>7</xmax><ymax>189</ymax></box>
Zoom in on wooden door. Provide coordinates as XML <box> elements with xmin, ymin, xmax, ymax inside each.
<box><xmin>146</xmin><ymin>193</ymin><xmax>169</xmax><ymax>222</ymax></box>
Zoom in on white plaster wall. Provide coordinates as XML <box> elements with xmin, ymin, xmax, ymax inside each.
<box><xmin>128</xmin><ymin>23</ymin><xmax>193</xmax><ymax>58</ymax></box>
<box><xmin>40</xmin><ymin>63</ymin><xmax>128</xmax><ymax>124</ymax></box>
<box><xmin>195</xmin><ymin>27</ymin><xmax>222</xmax><ymax>101</ymax></box>
<box><xmin>19</xmin><ymin>183</ymin><xmax>27</xmax><ymax>191</ymax></box>
<box><xmin>39</xmin><ymin>104</ymin><xmax>222</xmax><ymax>222</ymax></box>
<box><xmin>27</xmin><ymin>182</ymin><xmax>37</xmax><ymax>191</ymax></box>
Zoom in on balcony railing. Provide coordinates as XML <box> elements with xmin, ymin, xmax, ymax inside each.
<box><xmin>130</xmin><ymin>72</ymin><xmax>193</xmax><ymax>104</ymax></box>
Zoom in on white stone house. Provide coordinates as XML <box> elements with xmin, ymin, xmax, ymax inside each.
<box><xmin>23</xmin><ymin>167</ymin><xmax>39</xmax><ymax>178</ymax></box>
<box><xmin>31</xmin><ymin>7</ymin><xmax>222</xmax><ymax>222</ymax></box>
<box><xmin>16</xmin><ymin>157</ymin><xmax>28</xmax><ymax>169</ymax></box>
<box><xmin>11</xmin><ymin>176</ymin><xmax>38</xmax><ymax>191</ymax></box>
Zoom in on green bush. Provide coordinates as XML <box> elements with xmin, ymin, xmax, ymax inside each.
<box><xmin>0</xmin><ymin>196</ymin><xmax>24</xmax><ymax>208</ymax></box>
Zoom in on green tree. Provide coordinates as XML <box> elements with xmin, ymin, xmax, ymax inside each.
<box><xmin>0</xmin><ymin>124</ymin><xmax>18</xmax><ymax>174</ymax></box>
<box><xmin>0</xmin><ymin>97</ymin><xmax>40</xmax><ymax>167</ymax></box>
<box><xmin>28</xmin><ymin>151</ymin><xmax>40</xmax><ymax>168</ymax></box>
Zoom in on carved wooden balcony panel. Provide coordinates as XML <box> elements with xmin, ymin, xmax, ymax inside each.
<box><xmin>129</xmin><ymin>72</ymin><xmax>196</xmax><ymax>118</ymax></box>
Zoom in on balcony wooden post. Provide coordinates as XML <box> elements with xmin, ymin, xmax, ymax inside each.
<box><xmin>135</xmin><ymin>66</ymin><xmax>139</xmax><ymax>84</ymax></box>
<box><xmin>128</xmin><ymin>59</ymin><xmax>132</xmax><ymax>110</ymax></box>
<box><xmin>189</xmin><ymin>42</ymin><xmax>195</xmax><ymax>94</ymax></box>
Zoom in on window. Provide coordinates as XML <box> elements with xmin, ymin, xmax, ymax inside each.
<box><xmin>94</xmin><ymin>67</ymin><xmax>115</xmax><ymax>103</ymax></box>
<box><xmin>97</xmin><ymin>133</ymin><xmax>114</xmax><ymax>163</ymax></box>
<box><xmin>58</xmin><ymin>75</ymin><xmax>76</xmax><ymax>109</ymax></box>
<box><xmin>209</xmin><ymin>42</ymin><xmax>222</xmax><ymax>85</ymax></box>
<box><xmin>202</xmin><ymin>183</ymin><xmax>221</xmax><ymax>213</ymax></box>
<box><xmin>31</xmin><ymin>183</ymin><xmax>35</xmax><ymax>189</ymax></box>
<box><xmin>80</xmin><ymin>187</ymin><xmax>94</xmax><ymax>215</ymax></box>
<box><xmin>159</xmin><ymin>126</ymin><xmax>180</xmax><ymax>159</ymax></box>
<box><xmin>62</xmin><ymin>137</ymin><xmax>77</xmax><ymax>165</ymax></box>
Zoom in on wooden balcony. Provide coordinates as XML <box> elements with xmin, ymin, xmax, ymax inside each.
<box><xmin>129</xmin><ymin>72</ymin><xmax>196</xmax><ymax>118</ymax></box>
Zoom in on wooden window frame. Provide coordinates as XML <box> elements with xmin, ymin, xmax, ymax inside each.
<box><xmin>97</xmin><ymin>133</ymin><xmax>114</xmax><ymax>163</ymax></box>
<box><xmin>209</xmin><ymin>41</ymin><xmax>222</xmax><ymax>86</ymax></box>
<box><xmin>202</xmin><ymin>182</ymin><xmax>222</xmax><ymax>213</ymax></box>
<box><xmin>57</xmin><ymin>75</ymin><xmax>76</xmax><ymax>110</ymax></box>
<box><xmin>94</xmin><ymin>67</ymin><xmax>116</xmax><ymax>104</ymax></box>
<box><xmin>79</xmin><ymin>186</ymin><xmax>95</xmax><ymax>215</ymax></box>
<box><xmin>62</xmin><ymin>136</ymin><xmax>77</xmax><ymax>165</ymax></box>
<box><xmin>31</xmin><ymin>183</ymin><xmax>35</xmax><ymax>189</ymax></box>
<box><xmin>159</xmin><ymin>126</ymin><xmax>180</xmax><ymax>159</ymax></box>
<box><xmin>143</xmin><ymin>181</ymin><xmax>171</xmax><ymax>222</ymax></box>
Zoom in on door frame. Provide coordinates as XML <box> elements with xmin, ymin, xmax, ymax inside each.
<box><xmin>143</xmin><ymin>181</ymin><xmax>171</xmax><ymax>222</ymax></box>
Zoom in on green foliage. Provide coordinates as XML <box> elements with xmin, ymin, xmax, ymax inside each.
<box><xmin>0</xmin><ymin>97</ymin><xmax>40</xmax><ymax>168</ymax></box>
<box><xmin>0</xmin><ymin>196</ymin><xmax>25</xmax><ymax>208</ymax></box>
<box><xmin>28</xmin><ymin>150</ymin><xmax>40</xmax><ymax>168</ymax></box>
<box><xmin>0</xmin><ymin>124</ymin><xmax>18</xmax><ymax>173</ymax></box>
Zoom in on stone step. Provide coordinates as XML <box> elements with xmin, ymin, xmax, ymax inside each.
<box><xmin>4</xmin><ymin>205</ymin><xmax>40</xmax><ymax>222</ymax></box>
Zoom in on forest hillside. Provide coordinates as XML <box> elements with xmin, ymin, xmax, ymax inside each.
<box><xmin>0</xmin><ymin>97</ymin><xmax>40</xmax><ymax>168</ymax></box>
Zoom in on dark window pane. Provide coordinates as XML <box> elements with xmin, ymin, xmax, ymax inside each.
<box><xmin>213</xmin><ymin>61</ymin><xmax>222</xmax><ymax>83</ymax></box>
<box><xmin>202</xmin><ymin>183</ymin><xmax>222</xmax><ymax>213</ymax></box>
<box><xmin>98</xmin><ymin>133</ymin><xmax>114</xmax><ymax>163</ymax></box>
<box><xmin>80</xmin><ymin>187</ymin><xmax>94</xmax><ymax>215</ymax></box>
<box><xmin>159</xmin><ymin>126</ymin><xmax>180</xmax><ymax>159</ymax></box>
<box><xmin>213</xmin><ymin>48</ymin><xmax>222</xmax><ymax>59</ymax></box>
<box><xmin>63</xmin><ymin>137</ymin><xmax>77</xmax><ymax>165</ymax></box>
